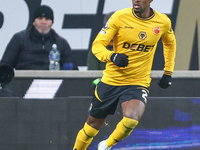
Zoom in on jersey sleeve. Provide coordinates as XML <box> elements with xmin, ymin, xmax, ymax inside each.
<box><xmin>92</xmin><ymin>14</ymin><xmax>117</xmax><ymax>62</ymax></box>
<box><xmin>161</xmin><ymin>17</ymin><xmax>176</xmax><ymax>74</ymax></box>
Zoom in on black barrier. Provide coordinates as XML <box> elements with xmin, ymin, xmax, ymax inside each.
<box><xmin>8</xmin><ymin>77</ymin><xmax>200</xmax><ymax>98</ymax></box>
<box><xmin>0</xmin><ymin>97</ymin><xmax>200</xmax><ymax>150</ymax></box>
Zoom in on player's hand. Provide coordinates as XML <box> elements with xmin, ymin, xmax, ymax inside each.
<box><xmin>110</xmin><ymin>53</ymin><xmax>129</xmax><ymax>67</ymax></box>
<box><xmin>158</xmin><ymin>74</ymin><xmax>172</xmax><ymax>89</ymax></box>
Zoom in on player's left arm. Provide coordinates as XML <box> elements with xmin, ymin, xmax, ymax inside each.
<box><xmin>158</xmin><ymin>19</ymin><xmax>176</xmax><ymax>89</ymax></box>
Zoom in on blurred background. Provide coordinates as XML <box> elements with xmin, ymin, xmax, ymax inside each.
<box><xmin>0</xmin><ymin>0</ymin><xmax>199</xmax><ymax>70</ymax></box>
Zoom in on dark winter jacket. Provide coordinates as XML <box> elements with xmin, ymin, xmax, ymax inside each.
<box><xmin>0</xmin><ymin>26</ymin><xmax>74</xmax><ymax>70</ymax></box>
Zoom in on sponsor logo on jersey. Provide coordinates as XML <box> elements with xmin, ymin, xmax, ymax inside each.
<box><xmin>125</xmin><ymin>26</ymin><xmax>134</xmax><ymax>29</ymax></box>
<box><xmin>123</xmin><ymin>42</ymin><xmax>154</xmax><ymax>52</ymax></box>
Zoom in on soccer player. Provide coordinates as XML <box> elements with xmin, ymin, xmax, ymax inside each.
<box><xmin>73</xmin><ymin>0</ymin><xmax>176</xmax><ymax>149</ymax></box>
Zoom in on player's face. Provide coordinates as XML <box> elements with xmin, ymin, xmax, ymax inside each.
<box><xmin>33</xmin><ymin>17</ymin><xmax>53</xmax><ymax>34</ymax></box>
<box><xmin>132</xmin><ymin>0</ymin><xmax>153</xmax><ymax>16</ymax></box>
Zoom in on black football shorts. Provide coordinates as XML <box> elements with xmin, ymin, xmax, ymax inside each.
<box><xmin>89</xmin><ymin>81</ymin><xmax>149</xmax><ymax>119</ymax></box>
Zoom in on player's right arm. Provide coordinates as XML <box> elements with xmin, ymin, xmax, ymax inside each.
<box><xmin>92</xmin><ymin>14</ymin><xmax>117</xmax><ymax>62</ymax></box>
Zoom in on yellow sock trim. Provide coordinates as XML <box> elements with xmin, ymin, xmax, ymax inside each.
<box><xmin>84</xmin><ymin>122</ymin><xmax>99</xmax><ymax>137</ymax></box>
<box><xmin>106</xmin><ymin>117</ymin><xmax>138</xmax><ymax>147</ymax></box>
<box><xmin>123</xmin><ymin>117</ymin><xmax>139</xmax><ymax>128</ymax></box>
<box><xmin>73</xmin><ymin>122</ymin><xmax>99</xmax><ymax>150</ymax></box>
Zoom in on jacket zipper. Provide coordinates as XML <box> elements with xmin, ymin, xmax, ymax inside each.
<box><xmin>42</xmin><ymin>36</ymin><xmax>45</xmax><ymax>49</ymax></box>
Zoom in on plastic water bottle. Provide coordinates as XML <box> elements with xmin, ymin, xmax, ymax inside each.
<box><xmin>49</xmin><ymin>44</ymin><xmax>60</xmax><ymax>70</ymax></box>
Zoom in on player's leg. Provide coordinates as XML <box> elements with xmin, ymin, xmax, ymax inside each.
<box><xmin>73</xmin><ymin>115</ymin><xmax>105</xmax><ymax>150</ymax></box>
<box><xmin>76</xmin><ymin>81</ymin><xmax>120</xmax><ymax>150</ymax></box>
<box><xmin>105</xmin><ymin>99</ymin><xmax>145</xmax><ymax>147</ymax></box>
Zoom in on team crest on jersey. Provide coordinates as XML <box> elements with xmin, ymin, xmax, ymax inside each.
<box><xmin>154</xmin><ymin>26</ymin><xmax>160</xmax><ymax>34</ymax></box>
<box><xmin>138</xmin><ymin>31</ymin><xmax>147</xmax><ymax>40</ymax></box>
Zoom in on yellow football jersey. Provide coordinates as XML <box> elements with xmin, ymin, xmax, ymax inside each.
<box><xmin>92</xmin><ymin>7</ymin><xmax>176</xmax><ymax>87</ymax></box>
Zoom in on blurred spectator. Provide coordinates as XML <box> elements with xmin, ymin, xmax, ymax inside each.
<box><xmin>87</xmin><ymin>11</ymin><xmax>115</xmax><ymax>70</ymax></box>
<box><xmin>0</xmin><ymin>64</ymin><xmax>15</xmax><ymax>97</ymax></box>
<box><xmin>0</xmin><ymin>5</ymin><xmax>75</xmax><ymax>70</ymax></box>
